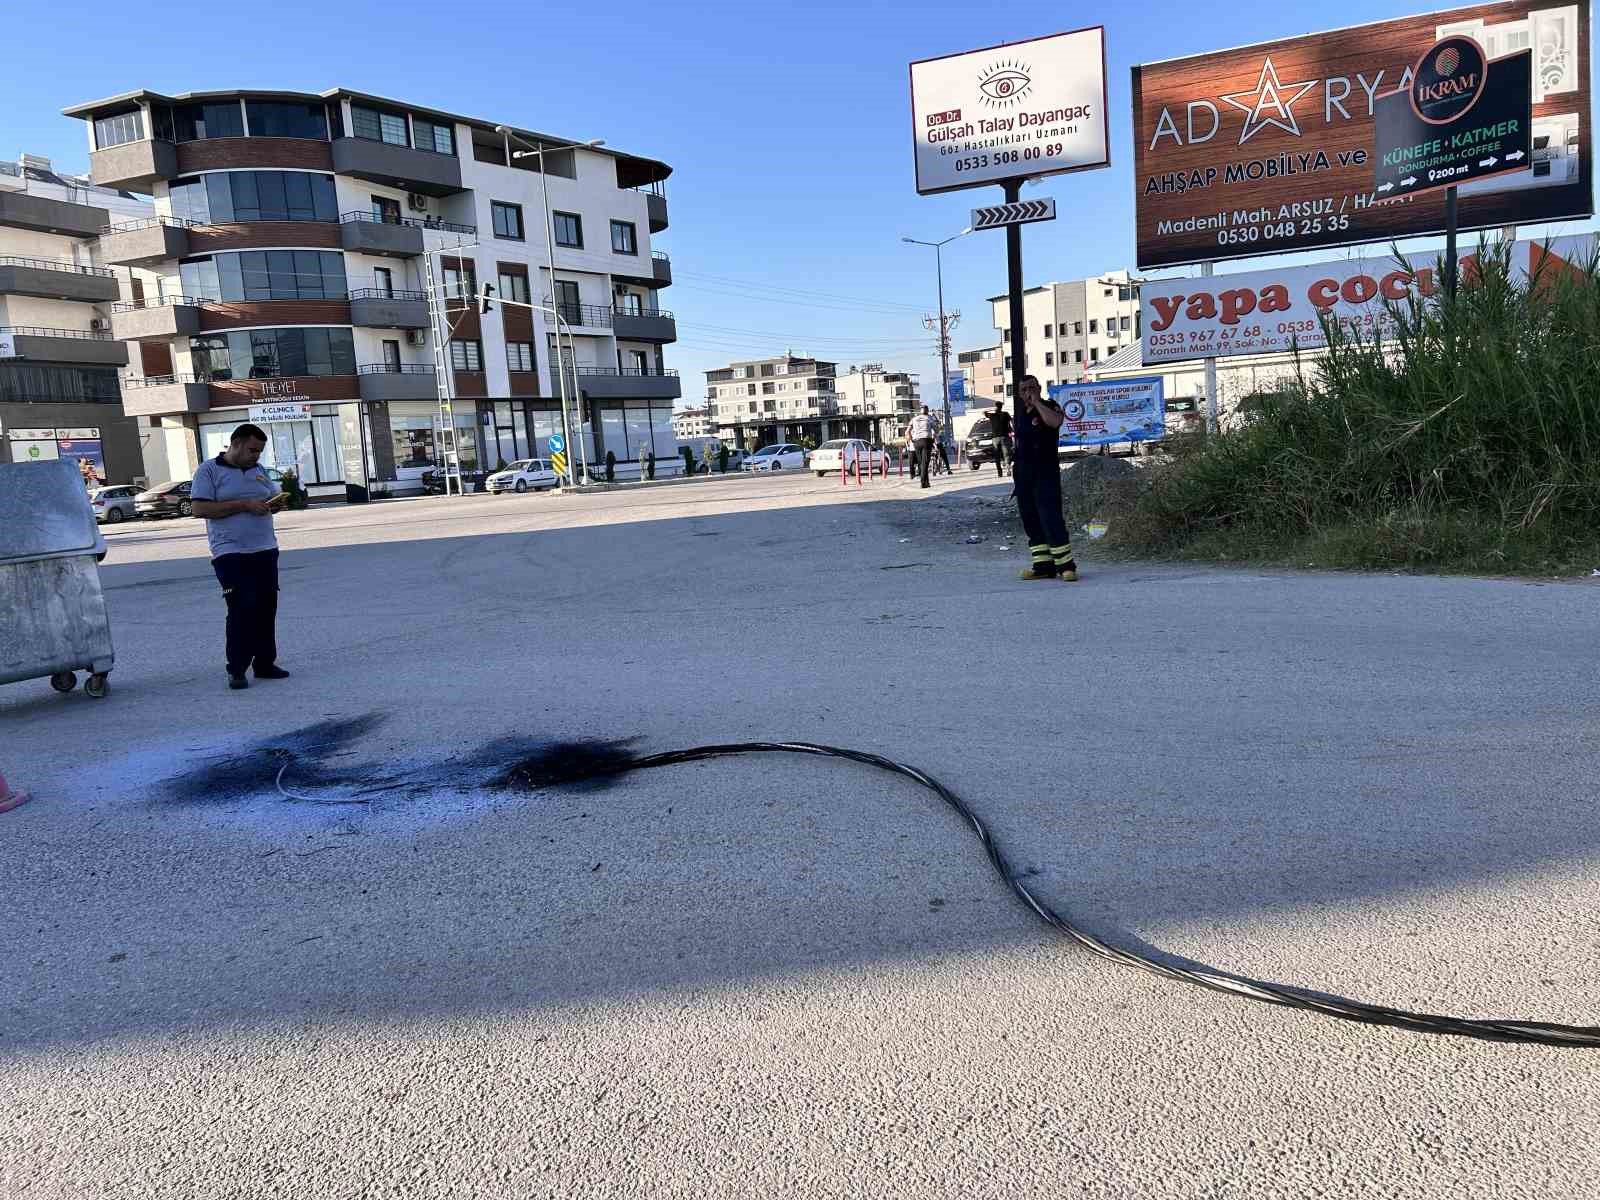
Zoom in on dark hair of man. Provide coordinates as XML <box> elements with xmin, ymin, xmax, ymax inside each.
<box><xmin>1020</xmin><ymin>374</ymin><xmax>1041</xmax><ymax>390</ymax></box>
<box><xmin>231</xmin><ymin>423</ymin><xmax>268</xmax><ymax>445</ymax></box>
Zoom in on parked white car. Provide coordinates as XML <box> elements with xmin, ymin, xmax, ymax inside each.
<box><xmin>487</xmin><ymin>458</ymin><xmax>560</xmax><ymax>494</ymax></box>
<box><xmin>90</xmin><ymin>484</ymin><xmax>139</xmax><ymax>524</ymax></box>
<box><xmin>809</xmin><ymin>439</ymin><xmax>889</xmax><ymax>476</ymax></box>
<box><xmin>742</xmin><ymin>443</ymin><xmax>807</xmax><ymax>472</ymax></box>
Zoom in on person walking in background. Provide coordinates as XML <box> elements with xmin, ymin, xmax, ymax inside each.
<box><xmin>190</xmin><ymin>423</ymin><xmax>291</xmax><ymax>689</ymax></box>
<box><xmin>931</xmin><ymin>413</ymin><xmax>953</xmax><ymax>476</ymax></box>
<box><xmin>1012</xmin><ymin>376</ymin><xmax>1078</xmax><ymax>582</ymax></box>
<box><xmin>989</xmin><ymin>400</ymin><xmax>1013</xmax><ymax>477</ymax></box>
<box><xmin>908</xmin><ymin>405</ymin><xmax>934</xmax><ymax>488</ymax></box>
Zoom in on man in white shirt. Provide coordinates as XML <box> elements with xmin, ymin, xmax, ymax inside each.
<box><xmin>907</xmin><ymin>406</ymin><xmax>934</xmax><ymax>488</ymax></box>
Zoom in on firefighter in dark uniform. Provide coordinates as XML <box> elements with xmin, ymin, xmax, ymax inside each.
<box><xmin>1013</xmin><ymin>374</ymin><xmax>1078</xmax><ymax>582</ymax></box>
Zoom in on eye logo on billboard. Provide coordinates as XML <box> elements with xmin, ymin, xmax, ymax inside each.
<box><xmin>977</xmin><ymin>59</ymin><xmax>1034</xmax><ymax>108</ymax></box>
<box><xmin>1220</xmin><ymin>57</ymin><xmax>1319</xmax><ymax>145</ymax></box>
<box><xmin>1410</xmin><ymin>35</ymin><xmax>1488</xmax><ymax>124</ymax></box>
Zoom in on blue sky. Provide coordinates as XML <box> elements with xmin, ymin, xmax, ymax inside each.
<box><xmin>6</xmin><ymin>0</ymin><xmax>1594</xmax><ymax>406</ymax></box>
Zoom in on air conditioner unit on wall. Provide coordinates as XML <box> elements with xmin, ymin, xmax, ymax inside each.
<box><xmin>89</xmin><ymin>318</ymin><xmax>108</xmax><ymax>331</ymax></box>
<box><xmin>407</xmin><ymin>193</ymin><xmax>429</xmax><ymax>211</ymax></box>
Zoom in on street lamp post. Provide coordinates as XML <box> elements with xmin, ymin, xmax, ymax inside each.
<box><xmin>496</xmin><ymin>126</ymin><xmax>605</xmax><ymax>486</ymax></box>
<box><xmin>902</xmin><ymin>228</ymin><xmax>970</xmax><ymax>453</ymax></box>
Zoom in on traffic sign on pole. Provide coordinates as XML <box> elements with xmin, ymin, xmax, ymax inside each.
<box><xmin>971</xmin><ymin>198</ymin><xmax>1056</xmax><ymax>231</ymax></box>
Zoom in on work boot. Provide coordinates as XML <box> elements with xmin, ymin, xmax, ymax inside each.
<box><xmin>229</xmin><ymin>673</ymin><xmax>249</xmax><ymax>690</ymax></box>
<box><xmin>254</xmin><ymin>665</ymin><xmax>291</xmax><ymax>680</ymax></box>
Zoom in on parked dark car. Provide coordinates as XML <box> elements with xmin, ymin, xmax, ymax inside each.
<box><xmin>963</xmin><ymin>417</ymin><xmax>1004</xmax><ymax>469</ymax></box>
<box><xmin>134</xmin><ymin>480</ymin><xmax>194</xmax><ymax>518</ymax></box>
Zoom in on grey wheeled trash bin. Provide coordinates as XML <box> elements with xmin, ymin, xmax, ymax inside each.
<box><xmin>0</xmin><ymin>459</ymin><xmax>116</xmax><ymax>698</ymax></box>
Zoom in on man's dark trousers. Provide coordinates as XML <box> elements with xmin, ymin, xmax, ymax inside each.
<box><xmin>994</xmin><ymin>439</ymin><xmax>1011</xmax><ymax>477</ymax></box>
<box><xmin>1014</xmin><ymin>459</ymin><xmax>1072</xmax><ymax>569</ymax></box>
<box><xmin>212</xmin><ymin>548</ymin><xmax>279</xmax><ymax>675</ymax></box>
<box><xmin>914</xmin><ymin>437</ymin><xmax>933</xmax><ymax>487</ymax></box>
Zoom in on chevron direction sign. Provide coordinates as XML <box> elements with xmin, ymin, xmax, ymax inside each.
<box><xmin>971</xmin><ymin>198</ymin><xmax>1057</xmax><ymax>230</ymax></box>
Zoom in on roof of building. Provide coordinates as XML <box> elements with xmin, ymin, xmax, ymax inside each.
<box><xmin>1083</xmin><ymin>344</ymin><xmax>1146</xmax><ymax>375</ymax></box>
<box><xmin>62</xmin><ymin>87</ymin><xmax>670</xmax><ymax>186</ymax></box>
<box><xmin>2</xmin><ymin>156</ymin><xmax>143</xmax><ymax>201</ymax></box>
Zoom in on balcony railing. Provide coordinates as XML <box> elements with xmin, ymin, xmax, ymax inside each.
<box><xmin>100</xmin><ymin>215</ymin><xmax>200</xmax><ymax>235</ymax></box>
<box><xmin>554</xmin><ymin>303</ymin><xmax>675</xmax><ymax>328</ymax></box>
<box><xmin>0</xmin><ymin>254</ymin><xmax>116</xmax><ymax>278</ymax></box>
<box><xmin>356</xmin><ymin>362</ymin><xmax>435</xmax><ymax>375</ymax></box>
<box><xmin>576</xmin><ymin>366</ymin><xmax>679</xmax><ymax>378</ymax></box>
<box><xmin>651</xmin><ymin>249</ymin><xmax>670</xmax><ymax>262</ymax></box>
<box><xmin>111</xmin><ymin>294</ymin><xmax>204</xmax><ymax>313</ymax></box>
<box><xmin>348</xmin><ymin>287</ymin><xmax>428</xmax><ymax>302</ymax></box>
<box><xmin>339</xmin><ymin>210</ymin><xmax>476</xmax><ymax>235</ymax></box>
<box><xmin>0</xmin><ymin>324</ymin><xmax>114</xmax><ymax>341</ymax></box>
<box><xmin>122</xmin><ymin>374</ymin><xmax>206</xmax><ymax>388</ymax></box>
<box><xmin>0</xmin><ymin>161</ymin><xmax>20</xmax><ymax>179</ymax></box>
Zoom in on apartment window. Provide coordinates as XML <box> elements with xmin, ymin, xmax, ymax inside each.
<box><xmin>1089</xmin><ymin>319</ymin><xmax>1099</xmax><ymax>333</ymax></box>
<box><xmin>610</xmin><ymin>220</ymin><xmax>637</xmax><ymax>255</ymax></box>
<box><xmin>553</xmin><ymin>211</ymin><xmax>582</xmax><ymax>247</ymax></box>
<box><xmin>0</xmin><ymin>362</ymin><xmax>121</xmax><ymax>404</ymax></box>
<box><xmin>497</xmin><ymin>270</ymin><xmax>530</xmax><ymax>304</ymax></box>
<box><xmin>94</xmin><ymin>111</ymin><xmax>143</xmax><ymax>149</ymax></box>
<box><xmin>554</xmin><ymin>279</ymin><xmax>581</xmax><ymax>324</ymax></box>
<box><xmin>1073</xmin><ymin>350</ymin><xmax>1083</xmax><ymax>363</ymax></box>
<box><xmin>991</xmin><ymin>366</ymin><xmax>1002</xmax><ymax>376</ymax></box>
<box><xmin>1104</xmin><ymin>287</ymin><xmax>1113</xmax><ymax>297</ymax></box>
<box><xmin>189</xmin><ymin>328</ymin><xmax>355</xmax><ymax>380</ymax></box>
<box><xmin>506</xmin><ymin>342</ymin><xmax>535</xmax><ymax>372</ymax></box>
<box><xmin>1074</xmin><ymin>321</ymin><xmax>1083</xmax><ymax>335</ymax></box>
<box><xmin>1005</xmin><ymin>384</ymin><xmax>1013</xmax><ymax>396</ymax></box>
<box><xmin>1002</xmin><ymin>329</ymin><xmax>1010</xmax><ymax>342</ymax></box>
<box><xmin>167</xmin><ymin>171</ymin><xmax>337</xmax><ymax>224</ymax></box>
<box><xmin>746</xmin><ymin>383</ymin><xmax>756</xmax><ymax>396</ymax></box>
<box><xmin>412</xmin><ymin>117</ymin><xmax>455</xmax><ymax>156</ymax></box>
<box><xmin>179</xmin><ymin>250</ymin><xmax>346</xmax><ymax>302</ymax></box>
<box><xmin>374</xmin><ymin>266</ymin><xmax>394</xmax><ymax>297</ymax></box>
<box><xmin>1119</xmin><ymin>286</ymin><xmax>1133</xmax><ymax>301</ymax></box>
<box><xmin>492</xmin><ymin>201</ymin><xmax>524</xmax><ymax>240</ymax></box>
<box><xmin>762</xmin><ymin>382</ymin><xmax>775</xmax><ymax>394</ymax></box>
<box><xmin>442</xmin><ymin>260</ymin><xmax>477</xmax><ymax>301</ymax></box>
<box><xmin>1120</xmin><ymin>315</ymin><xmax>1131</xmax><ymax>332</ymax></box>
<box><xmin>1045</xmin><ymin>352</ymin><xmax>1054</xmax><ymax>366</ymax></box>
<box><xmin>371</xmin><ymin>195</ymin><xmax>401</xmax><ymax>224</ymax></box>
<box><xmin>245</xmin><ymin>101</ymin><xmax>328</xmax><ymax>140</ymax></box>
<box><xmin>352</xmin><ymin>106</ymin><xmax>409</xmax><ymax>146</ymax></box>
<box><xmin>1004</xmin><ymin>355</ymin><xmax>1012</xmax><ymax>369</ymax></box>
<box><xmin>172</xmin><ymin>101</ymin><xmax>244</xmax><ymax>142</ymax></box>
<box><xmin>450</xmin><ymin>339</ymin><xmax>483</xmax><ymax>371</ymax></box>
<box><xmin>1090</xmin><ymin>347</ymin><xmax>1099</xmax><ymax>362</ymax></box>
<box><xmin>1043</xmin><ymin>324</ymin><xmax>1053</xmax><ymax>338</ymax></box>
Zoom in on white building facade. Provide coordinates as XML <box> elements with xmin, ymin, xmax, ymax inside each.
<box><xmin>0</xmin><ymin>153</ymin><xmax>159</xmax><ymax>482</ymax></box>
<box><xmin>65</xmin><ymin>88</ymin><xmax>678</xmax><ymax>495</ymax></box>
<box><xmin>988</xmin><ymin>271</ymin><xmax>1142</xmax><ymax>396</ymax></box>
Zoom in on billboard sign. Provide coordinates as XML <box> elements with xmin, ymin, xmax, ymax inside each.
<box><xmin>1141</xmin><ymin>232</ymin><xmax>1600</xmax><ymax>363</ymax></box>
<box><xmin>1373</xmin><ymin>44</ymin><xmax>1532</xmax><ymax>199</ymax></box>
<box><xmin>1131</xmin><ymin>2</ymin><xmax>1591</xmax><ymax>269</ymax></box>
<box><xmin>1050</xmin><ymin>377</ymin><xmax>1166</xmax><ymax>446</ymax></box>
<box><xmin>911</xmin><ymin>28</ymin><xmax>1110</xmax><ymax>195</ymax></box>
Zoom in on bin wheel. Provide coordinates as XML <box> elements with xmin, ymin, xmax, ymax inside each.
<box><xmin>50</xmin><ymin>671</ymin><xmax>76</xmax><ymax>693</ymax></box>
<box><xmin>84</xmin><ymin>673</ymin><xmax>110</xmax><ymax>699</ymax></box>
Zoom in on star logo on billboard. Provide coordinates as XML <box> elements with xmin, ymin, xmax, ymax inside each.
<box><xmin>1220</xmin><ymin>57</ymin><xmax>1319</xmax><ymax>145</ymax></box>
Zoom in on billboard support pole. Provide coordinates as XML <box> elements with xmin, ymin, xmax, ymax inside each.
<box><xmin>1004</xmin><ymin>179</ymin><xmax>1027</xmax><ymax>452</ymax></box>
<box><xmin>1201</xmin><ymin>262</ymin><xmax>1218</xmax><ymax>436</ymax></box>
<box><xmin>1444</xmin><ymin>185</ymin><xmax>1459</xmax><ymax>300</ymax></box>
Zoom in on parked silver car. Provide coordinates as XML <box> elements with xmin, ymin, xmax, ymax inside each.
<box><xmin>90</xmin><ymin>485</ymin><xmax>139</xmax><ymax>524</ymax></box>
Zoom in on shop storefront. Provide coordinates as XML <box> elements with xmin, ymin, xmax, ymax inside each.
<box><xmin>197</xmin><ymin>401</ymin><xmax>357</xmax><ymax>501</ymax></box>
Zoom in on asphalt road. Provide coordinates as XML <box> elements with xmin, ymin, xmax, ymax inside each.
<box><xmin>4</xmin><ymin>470</ymin><xmax>1598</xmax><ymax>1199</ymax></box>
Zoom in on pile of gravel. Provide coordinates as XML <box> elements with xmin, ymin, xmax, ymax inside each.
<box><xmin>1060</xmin><ymin>455</ymin><xmax>1142</xmax><ymax>523</ymax></box>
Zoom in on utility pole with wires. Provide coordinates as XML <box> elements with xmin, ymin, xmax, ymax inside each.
<box><xmin>903</xmin><ymin>227</ymin><xmax>971</xmax><ymax>450</ymax></box>
<box><xmin>421</xmin><ymin>230</ymin><xmax>482</xmax><ymax>498</ymax></box>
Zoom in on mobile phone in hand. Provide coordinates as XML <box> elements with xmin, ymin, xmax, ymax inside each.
<box><xmin>268</xmin><ymin>492</ymin><xmax>289</xmax><ymax>510</ymax></box>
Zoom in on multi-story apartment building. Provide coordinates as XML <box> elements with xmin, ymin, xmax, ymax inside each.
<box><xmin>832</xmin><ymin>364</ymin><xmax>920</xmax><ymax>441</ymax></box>
<box><xmin>705</xmin><ymin>354</ymin><xmax>837</xmax><ymax>448</ymax></box>
<box><xmin>0</xmin><ymin>153</ymin><xmax>157</xmax><ymax>483</ymax></box>
<box><xmin>65</xmin><ymin>88</ymin><xmax>678</xmax><ymax>495</ymax></box>
<box><xmin>670</xmin><ymin>405</ymin><xmax>712</xmax><ymax>440</ymax></box>
<box><xmin>988</xmin><ymin>271</ymin><xmax>1142</xmax><ymax>396</ymax></box>
<box><xmin>956</xmin><ymin>345</ymin><xmax>1004</xmax><ymax>409</ymax></box>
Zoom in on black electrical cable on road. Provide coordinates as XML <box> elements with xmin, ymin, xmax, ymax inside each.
<box><xmin>301</xmin><ymin>738</ymin><xmax>1600</xmax><ymax>1048</ymax></box>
